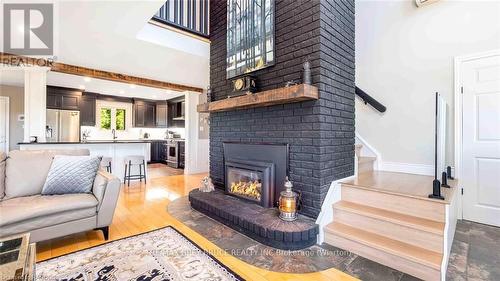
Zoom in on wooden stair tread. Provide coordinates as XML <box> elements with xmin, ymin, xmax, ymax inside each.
<box><xmin>343</xmin><ymin>171</ymin><xmax>457</xmax><ymax>204</ymax></box>
<box><xmin>334</xmin><ymin>201</ymin><xmax>444</xmax><ymax>234</ymax></box>
<box><xmin>325</xmin><ymin>222</ymin><xmax>442</xmax><ymax>269</ymax></box>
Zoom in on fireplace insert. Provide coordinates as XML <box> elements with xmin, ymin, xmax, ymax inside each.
<box><xmin>225</xmin><ymin>159</ymin><xmax>275</xmax><ymax>208</ymax></box>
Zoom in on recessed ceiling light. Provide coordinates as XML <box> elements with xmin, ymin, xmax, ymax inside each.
<box><xmin>78</xmin><ymin>85</ymin><xmax>85</xmax><ymax>90</ymax></box>
<box><xmin>129</xmin><ymin>84</ymin><xmax>136</xmax><ymax>89</ymax></box>
<box><xmin>83</xmin><ymin>77</ymin><xmax>91</xmax><ymax>82</ymax></box>
<box><xmin>119</xmin><ymin>90</ymin><xmax>125</xmax><ymax>94</ymax></box>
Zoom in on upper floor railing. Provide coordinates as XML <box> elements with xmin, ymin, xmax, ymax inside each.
<box><xmin>153</xmin><ymin>0</ymin><xmax>210</xmax><ymax>38</ymax></box>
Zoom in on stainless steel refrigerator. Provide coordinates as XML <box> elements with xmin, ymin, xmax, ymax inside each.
<box><xmin>46</xmin><ymin>109</ymin><xmax>80</xmax><ymax>142</ymax></box>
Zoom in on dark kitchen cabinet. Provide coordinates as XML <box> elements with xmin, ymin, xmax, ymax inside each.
<box><xmin>156</xmin><ymin>102</ymin><xmax>168</xmax><ymax>128</ymax></box>
<box><xmin>61</xmin><ymin>95</ymin><xmax>79</xmax><ymax>110</ymax></box>
<box><xmin>47</xmin><ymin>93</ymin><xmax>61</xmax><ymax>108</ymax></box>
<box><xmin>145</xmin><ymin>103</ymin><xmax>156</xmax><ymax>127</ymax></box>
<box><xmin>133</xmin><ymin>100</ymin><xmax>156</xmax><ymax>128</ymax></box>
<box><xmin>46</xmin><ymin>86</ymin><xmax>81</xmax><ymax>110</ymax></box>
<box><xmin>134</xmin><ymin>103</ymin><xmax>146</xmax><ymax>127</ymax></box>
<box><xmin>80</xmin><ymin>93</ymin><xmax>96</xmax><ymax>126</ymax></box>
<box><xmin>149</xmin><ymin>141</ymin><xmax>166</xmax><ymax>163</ymax></box>
<box><xmin>178</xmin><ymin>141</ymin><xmax>185</xmax><ymax>169</ymax></box>
<box><xmin>167</xmin><ymin>102</ymin><xmax>185</xmax><ymax>128</ymax></box>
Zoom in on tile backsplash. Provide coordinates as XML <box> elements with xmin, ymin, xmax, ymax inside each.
<box><xmin>81</xmin><ymin>126</ymin><xmax>185</xmax><ymax>140</ymax></box>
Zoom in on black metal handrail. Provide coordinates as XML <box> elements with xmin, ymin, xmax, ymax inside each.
<box><xmin>355</xmin><ymin>86</ymin><xmax>386</xmax><ymax>113</ymax></box>
<box><xmin>152</xmin><ymin>0</ymin><xmax>210</xmax><ymax>39</ymax></box>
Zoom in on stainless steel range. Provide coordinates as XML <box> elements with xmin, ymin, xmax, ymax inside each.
<box><xmin>165</xmin><ymin>140</ymin><xmax>178</xmax><ymax>168</ymax></box>
<box><xmin>165</xmin><ymin>139</ymin><xmax>184</xmax><ymax>168</ymax></box>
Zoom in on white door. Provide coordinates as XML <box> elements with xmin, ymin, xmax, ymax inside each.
<box><xmin>0</xmin><ymin>97</ymin><xmax>9</xmax><ymax>154</ymax></box>
<box><xmin>462</xmin><ymin>54</ymin><xmax>500</xmax><ymax>227</ymax></box>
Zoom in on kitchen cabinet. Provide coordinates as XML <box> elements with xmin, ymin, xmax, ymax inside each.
<box><xmin>46</xmin><ymin>86</ymin><xmax>81</xmax><ymax>110</ymax></box>
<box><xmin>155</xmin><ymin>102</ymin><xmax>168</xmax><ymax>128</ymax></box>
<box><xmin>145</xmin><ymin>103</ymin><xmax>156</xmax><ymax>127</ymax></box>
<box><xmin>167</xmin><ymin>101</ymin><xmax>185</xmax><ymax>128</ymax></box>
<box><xmin>149</xmin><ymin>141</ymin><xmax>166</xmax><ymax>163</ymax></box>
<box><xmin>79</xmin><ymin>93</ymin><xmax>96</xmax><ymax>126</ymax></box>
<box><xmin>178</xmin><ymin>141</ymin><xmax>185</xmax><ymax>168</ymax></box>
<box><xmin>133</xmin><ymin>100</ymin><xmax>156</xmax><ymax>128</ymax></box>
<box><xmin>47</xmin><ymin>92</ymin><xmax>61</xmax><ymax>108</ymax></box>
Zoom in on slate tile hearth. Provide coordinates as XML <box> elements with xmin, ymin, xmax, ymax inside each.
<box><xmin>189</xmin><ymin>188</ymin><xmax>318</xmax><ymax>250</ymax></box>
<box><xmin>170</xmin><ymin>197</ymin><xmax>500</xmax><ymax>279</ymax></box>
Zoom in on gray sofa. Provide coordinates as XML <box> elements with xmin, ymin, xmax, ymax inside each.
<box><xmin>0</xmin><ymin>149</ymin><xmax>121</xmax><ymax>242</ymax></box>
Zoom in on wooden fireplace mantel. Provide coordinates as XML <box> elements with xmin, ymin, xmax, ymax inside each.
<box><xmin>197</xmin><ymin>84</ymin><xmax>319</xmax><ymax>113</ymax></box>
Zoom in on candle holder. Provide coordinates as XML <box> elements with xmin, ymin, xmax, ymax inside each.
<box><xmin>278</xmin><ymin>177</ymin><xmax>298</xmax><ymax>221</ymax></box>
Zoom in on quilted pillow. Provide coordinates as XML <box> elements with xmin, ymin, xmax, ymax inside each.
<box><xmin>41</xmin><ymin>155</ymin><xmax>102</xmax><ymax>195</ymax></box>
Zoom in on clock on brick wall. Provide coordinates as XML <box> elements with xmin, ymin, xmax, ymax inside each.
<box><xmin>226</xmin><ymin>0</ymin><xmax>275</xmax><ymax>79</ymax></box>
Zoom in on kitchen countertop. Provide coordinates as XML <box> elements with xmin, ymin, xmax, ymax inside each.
<box><xmin>18</xmin><ymin>139</ymin><xmax>185</xmax><ymax>145</ymax></box>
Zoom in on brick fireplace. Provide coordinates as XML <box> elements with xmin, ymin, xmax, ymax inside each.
<box><xmin>208</xmin><ymin>0</ymin><xmax>356</xmax><ymax>219</ymax></box>
<box><xmin>223</xmin><ymin>142</ymin><xmax>288</xmax><ymax>208</ymax></box>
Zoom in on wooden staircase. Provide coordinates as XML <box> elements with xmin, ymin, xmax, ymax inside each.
<box><xmin>324</xmin><ymin>144</ymin><xmax>447</xmax><ymax>281</ymax></box>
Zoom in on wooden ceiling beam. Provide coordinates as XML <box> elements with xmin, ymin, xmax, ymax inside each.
<box><xmin>0</xmin><ymin>52</ymin><xmax>204</xmax><ymax>93</ymax></box>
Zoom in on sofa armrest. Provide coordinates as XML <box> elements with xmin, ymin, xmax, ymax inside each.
<box><xmin>93</xmin><ymin>170</ymin><xmax>121</xmax><ymax>228</ymax></box>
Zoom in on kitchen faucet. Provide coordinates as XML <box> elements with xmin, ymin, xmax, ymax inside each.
<box><xmin>112</xmin><ymin>129</ymin><xmax>117</xmax><ymax>140</ymax></box>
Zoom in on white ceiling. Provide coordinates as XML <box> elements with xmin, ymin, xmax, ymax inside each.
<box><xmin>0</xmin><ymin>0</ymin><xmax>209</xmax><ymax>89</ymax></box>
<box><xmin>47</xmin><ymin>72</ymin><xmax>185</xmax><ymax>100</ymax></box>
<box><xmin>0</xmin><ymin>69</ymin><xmax>185</xmax><ymax>100</ymax></box>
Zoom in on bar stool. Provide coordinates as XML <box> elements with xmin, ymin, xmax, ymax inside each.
<box><xmin>124</xmin><ymin>155</ymin><xmax>147</xmax><ymax>187</ymax></box>
<box><xmin>100</xmin><ymin>157</ymin><xmax>112</xmax><ymax>173</ymax></box>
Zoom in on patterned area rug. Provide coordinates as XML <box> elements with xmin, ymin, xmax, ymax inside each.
<box><xmin>36</xmin><ymin>226</ymin><xmax>243</xmax><ymax>281</ymax></box>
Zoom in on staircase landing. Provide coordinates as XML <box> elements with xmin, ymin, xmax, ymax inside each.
<box><xmin>344</xmin><ymin>171</ymin><xmax>457</xmax><ymax>204</ymax></box>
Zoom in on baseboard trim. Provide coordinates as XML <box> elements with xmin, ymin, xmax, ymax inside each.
<box><xmin>379</xmin><ymin>162</ymin><xmax>456</xmax><ymax>177</ymax></box>
<box><xmin>379</xmin><ymin>162</ymin><xmax>434</xmax><ymax>176</ymax></box>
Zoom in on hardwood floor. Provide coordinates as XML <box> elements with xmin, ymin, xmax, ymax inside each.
<box><xmin>36</xmin><ymin>169</ymin><xmax>356</xmax><ymax>281</ymax></box>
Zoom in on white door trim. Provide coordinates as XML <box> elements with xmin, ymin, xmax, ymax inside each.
<box><xmin>454</xmin><ymin>49</ymin><xmax>500</xmax><ymax>220</ymax></box>
<box><xmin>0</xmin><ymin>96</ymin><xmax>10</xmax><ymax>154</ymax></box>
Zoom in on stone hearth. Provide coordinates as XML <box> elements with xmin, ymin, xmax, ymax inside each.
<box><xmin>189</xmin><ymin>189</ymin><xmax>318</xmax><ymax>250</ymax></box>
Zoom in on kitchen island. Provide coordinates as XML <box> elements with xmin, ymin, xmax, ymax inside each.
<box><xmin>19</xmin><ymin>140</ymin><xmax>153</xmax><ymax>182</ymax></box>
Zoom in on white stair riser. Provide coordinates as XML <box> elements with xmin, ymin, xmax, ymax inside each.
<box><xmin>341</xmin><ymin>185</ymin><xmax>446</xmax><ymax>222</ymax></box>
<box><xmin>333</xmin><ymin>208</ymin><xmax>443</xmax><ymax>253</ymax></box>
<box><xmin>325</xmin><ymin>233</ymin><xmax>441</xmax><ymax>281</ymax></box>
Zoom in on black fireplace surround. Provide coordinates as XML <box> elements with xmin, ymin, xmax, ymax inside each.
<box><xmin>225</xmin><ymin>159</ymin><xmax>275</xmax><ymax>208</ymax></box>
<box><xmin>189</xmin><ymin>142</ymin><xmax>319</xmax><ymax>250</ymax></box>
<box><xmin>223</xmin><ymin>142</ymin><xmax>288</xmax><ymax>204</ymax></box>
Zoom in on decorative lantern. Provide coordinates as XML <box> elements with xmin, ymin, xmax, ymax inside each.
<box><xmin>279</xmin><ymin>177</ymin><xmax>299</xmax><ymax>221</ymax></box>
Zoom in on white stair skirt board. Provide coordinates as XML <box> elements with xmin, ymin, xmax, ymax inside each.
<box><xmin>315</xmin><ymin>174</ymin><xmax>356</xmax><ymax>244</ymax></box>
<box><xmin>442</xmin><ymin>184</ymin><xmax>460</xmax><ymax>281</ymax></box>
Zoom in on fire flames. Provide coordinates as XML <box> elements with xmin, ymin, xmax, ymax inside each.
<box><xmin>230</xmin><ymin>180</ymin><xmax>262</xmax><ymax>201</ymax></box>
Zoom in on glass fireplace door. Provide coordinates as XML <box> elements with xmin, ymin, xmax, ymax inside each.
<box><xmin>227</xmin><ymin>167</ymin><xmax>263</xmax><ymax>202</ymax></box>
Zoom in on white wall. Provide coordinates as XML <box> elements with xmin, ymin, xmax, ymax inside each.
<box><xmin>24</xmin><ymin>69</ymin><xmax>48</xmax><ymax>142</ymax></box>
<box><xmin>0</xmin><ymin>85</ymin><xmax>24</xmax><ymax>150</ymax></box>
<box><xmin>356</xmin><ymin>0</ymin><xmax>500</xmax><ymax>167</ymax></box>
<box><xmin>185</xmin><ymin>92</ymin><xmax>209</xmax><ymax>174</ymax></box>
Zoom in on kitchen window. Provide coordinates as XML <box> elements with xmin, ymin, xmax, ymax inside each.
<box><xmin>99</xmin><ymin>107</ymin><xmax>126</xmax><ymax>131</ymax></box>
<box><xmin>100</xmin><ymin>108</ymin><xmax>112</xmax><ymax>130</ymax></box>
